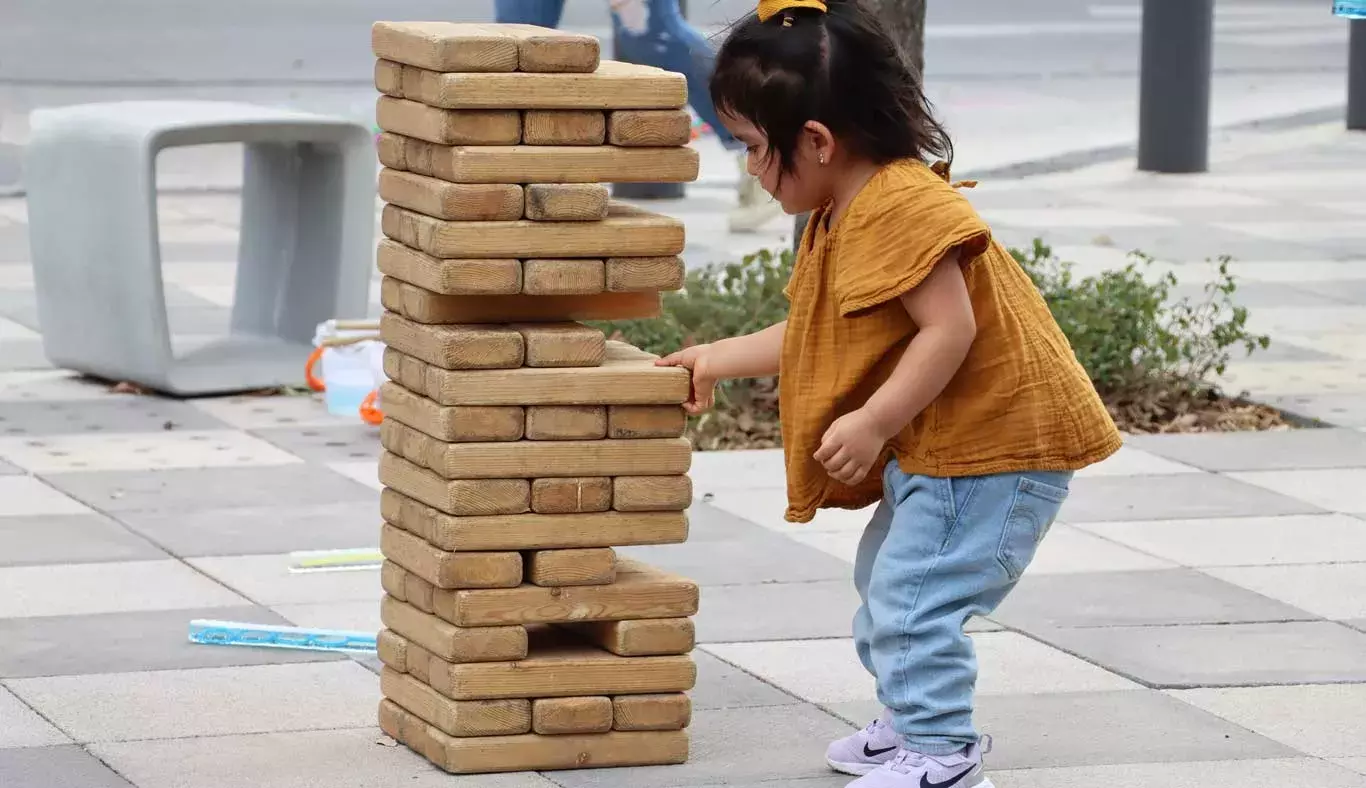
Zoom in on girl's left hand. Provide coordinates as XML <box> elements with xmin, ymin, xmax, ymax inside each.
<box><xmin>813</xmin><ymin>408</ymin><xmax>889</xmax><ymax>486</ymax></box>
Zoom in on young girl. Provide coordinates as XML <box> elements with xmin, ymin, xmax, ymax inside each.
<box><xmin>656</xmin><ymin>1</ymin><xmax>1123</xmax><ymax>786</ymax></box>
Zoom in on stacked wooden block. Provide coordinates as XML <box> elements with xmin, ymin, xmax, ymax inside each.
<box><xmin>369</xmin><ymin>22</ymin><xmax>703</xmax><ymax>775</ymax></box>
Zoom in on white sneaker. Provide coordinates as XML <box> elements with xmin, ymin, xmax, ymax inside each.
<box><xmin>727</xmin><ymin>153</ymin><xmax>784</xmax><ymax>233</ymax></box>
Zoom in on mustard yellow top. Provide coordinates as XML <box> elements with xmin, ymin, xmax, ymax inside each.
<box><xmin>779</xmin><ymin>158</ymin><xmax>1122</xmax><ymax>523</ymax></box>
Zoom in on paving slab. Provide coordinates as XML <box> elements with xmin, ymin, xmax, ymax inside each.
<box><xmin>1204</xmin><ymin>563</ymin><xmax>1366</xmax><ymax>620</ymax></box>
<box><xmin>1338</xmin><ymin>759</ymin><xmax>1366</xmax><ymax>778</ymax></box>
<box><xmin>0</xmin><ymin>475</ymin><xmax>93</xmax><ymax>517</ymax></box>
<box><xmin>112</xmin><ymin>501</ymin><xmax>382</xmax><ymax>558</ymax></box>
<box><xmin>543</xmin><ymin>705</ymin><xmax>855</xmax><ymax>788</ymax></box>
<box><xmin>0</xmin><ymin>606</ymin><xmax>344</xmax><ymax>679</ymax></box>
<box><xmin>0</xmin><ymin>559</ymin><xmax>246</xmax><ymax>619</ymax></box>
<box><xmin>990</xmin><ymin>569</ymin><xmax>1315</xmax><ymax>630</ymax></box>
<box><xmin>0</xmin><ymin>430</ymin><xmax>303</xmax><ymax>473</ymax></box>
<box><xmin>91</xmin><ymin>727</ymin><xmax>558</xmax><ymax>788</ymax></box>
<box><xmin>39</xmin><ymin>464</ymin><xmax>379</xmax><ymax>512</ymax></box>
<box><xmin>1025</xmin><ymin>524</ymin><xmax>1175</xmax><ymax>574</ymax></box>
<box><xmin>0</xmin><ymin>397</ymin><xmax>230</xmax><ymax>437</ymax></box>
<box><xmin>694</xmin><ymin>580</ymin><xmax>861</xmax><ymax>643</ymax></box>
<box><xmin>1173</xmin><ymin>684</ymin><xmax>1366</xmax><ymax>759</ymax></box>
<box><xmin>189</xmin><ymin>394</ymin><xmax>365</xmax><ymax>430</ymax></box>
<box><xmin>7</xmin><ymin>662</ymin><xmax>380</xmax><ymax>743</ymax></box>
<box><xmin>1075</xmin><ymin>514</ymin><xmax>1366</xmax><ymax>567</ymax></box>
<box><xmin>992</xmin><ymin>758</ymin><xmax>1366</xmax><ymax>788</ymax></box>
<box><xmin>0</xmin><ymin>687</ymin><xmax>68</xmax><ymax>748</ymax></box>
<box><xmin>247</xmin><ymin>425</ymin><xmax>380</xmax><ymax>464</ymax></box>
<box><xmin>689</xmin><ymin>649</ymin><xmax>804</xmax><ymax>711</ymax></box>
<box><xmin>1228</xmin><ymin>469</ymin><xmax>1366</xmax><ymax>515</ymax></box>
<box><xmin>0</xmin><ymin>513</ymin><xmax>167</xmax><ymax>567</ymax></box>
<box><xmin>0</xmin><ymin>459</ymin><xmax>21</xmax><ymax>474</ymax></box>
<box><xmin>269</xmin><ymin>600</ymin><xmax>381</xmax><ymax>635</ymax></box>
<box><xmin>1264</xmin><ymin>393</ymin><xmax>1366</xmax><ymax>428</ymax></box>
<box><xmin>1072</xmin><ymin>444</ymin><xmax>1202</xmax><ymax>477</ymax></box>
<box><xmin>1057</xmin><ymin>473</ymin><xmax>1322</xmax><ymax>522</ymax></box>
<box><xmin>187</xmin><ymin>554</ymin><xmax>383</xmax><ymax>606</ymax></box>
<box><xmin>1036</xmin><ymin>621</ymin><xmax>1366</xmax><ymax>688</ymax></box>
<box><xmin>1127</xmin><ymin>428</ymin><xmax>1366</xmax><ymax>471</ymax></box>
<box><xmin>0</xmin><ymin>745</ymin><xmax>134</xmax><ymax>788</ymax></box>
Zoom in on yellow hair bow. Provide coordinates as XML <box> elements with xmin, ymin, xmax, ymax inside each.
<box><xmin>757</xmin><ymin>0</ymin><xmax>828</xmax><ymax>23</ymax></box>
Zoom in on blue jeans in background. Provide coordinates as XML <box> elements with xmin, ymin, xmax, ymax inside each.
<box><xmin>853</xmin><ymin>460</ymin><xmax>1073</xmax><ymax>755</ymax></box>
<box><xmin>492</xmin><ymin>0</ymin><xmax>740</xmax><ymax>149</ymax></box>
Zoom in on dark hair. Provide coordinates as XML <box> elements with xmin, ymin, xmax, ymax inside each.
<box><xmin>709</xmin><ymin>0</ymin><xmax>952</xmax><ymax>178</ymax></box>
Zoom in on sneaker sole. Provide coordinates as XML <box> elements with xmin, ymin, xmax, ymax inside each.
<box><xmin>825</xmin><ymin>757</ymin><xmax>884</xmax><ymax>776</ymax></box>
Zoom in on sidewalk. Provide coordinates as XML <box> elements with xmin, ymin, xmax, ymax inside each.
<box><xmin>2</xmin><ymin>123</ymin><xmax>1366</xmax><ymax>787</ymax></box>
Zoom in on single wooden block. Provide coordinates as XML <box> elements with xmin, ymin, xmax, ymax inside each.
<box><xmin>378</xmin><ymin>169</ymin><xmax>523</xmax><ymax>222</ymax></box>
<box><xmin>530</xmin><ymin>477</ymin><xmax>612</xmax><ymax>514</ymax></box>
<box><xmin>378</xmin><ymin>59</ymin><xmax>684</xmax><ymax>109</ymax></box>
<box><xmin>380</xmin><ymin>381</ymin><xmax>524</xmax><ymax>443</ymax></box>
<box><xmin>522</xmin><ymin>259</ymin><xmax>605</xmax><ymax>295</ymax></box>
<box><xmin>382</xmin><ymin>699</ymin><xmax>689</xmax><ymax>774</ymax></box>
<box><xmin>432</xmin><ymin>559</ymin><xmax>699</xmax><ymax>628</ymax></box>
<box><xmin>607</xmin><ymin>405</ymin><xmax>687</xmax><ymax>439</ymax></box>
<box><xmin>607</xmin><ymin>110</ymin><xmax>692</xmax><ymax>147</ymax></box>
<box><xmin>382</xmin><ymin>278</ymin><xmax>660</xmax><ymax>325</ymax></box>
<box><xmin>524</xmin><ymin>184</ymin><xmax>609</xmax><ymax>222</ymax></box>
<box><xmin>380</xmin><ymin>420</ymin><xmax>691</xmax><ymax>479</ymax></box>
<box><xmin>376</xmin><ymin>98</ymin><xmax>521</xmax><ymax>147</ymax></box>
<box><xmin>381</xmin><ymin>203</ymin><xmax>683</xmax><ymax>259</ymax></box>
<box><xmin>525</xmin><ymin>548</ymin><xmax>616</xmax><ymax>587</ymax></box>
<box><xmin>522</xmin><ymin>110</ymin><xmax>605</xmax><ymax>146</ymax></box>
<box><xmin>406</xmin><ymin>638</ymin><xmax>435</xmax><ymax>685</ymax></box>
<box><xmin>568</xmin><ymin>618</ymin><xmax>695</xmax><ymax>657</ymax></box>
<box><xmin>377</xmin><ymin>628</ymin><xmax>409</xmax><ymax>672</ymax></box>
<box><xmin>381</xmin><ymin>523</ymin><xmax>523</xmax><ymax>589</ymax></box>
<box><xmin>375</xmin><ymin>60</ymin><xmax>404</xmax><ymax>96</ymax></box>
<box><xmin>605</xmin><ymin>256</ymin><xmax>685</xmax><ymax>292</ymax></box>
<box><xmin>532</xmin><ymin>697</ymin><xmax>613</xmax><ymax>735</ymax></box>
<box><xmin>612</xmin><ymin>694</ymin><xmax>692</xmax><ymax>731</ymax></box>
<box><xmin>379</xmin><ymin>452</ymin><xmax>530</xmax><ymax>517</ymax></box>
<box><xmin>371</xmin><ymin>22</ymin><xmax>599</xmax><ymax>73</ymax></box>
<box><xmin>515</xmin><ymin>323</ymin><xmax>606</xmax><ymax>368</ymax></box>
<box><xmin>524</xmin><ymin>405</ymin><xmax>607</xmax><ymax>440</ymax></box>
<box><xmin>382</xmin><ymin>668</ymin><xmax>532</xmax><ymax>738</ymax></box>
<box><xmin>377</xmin><ymin>133</ymin><xmax>699</xmax><ymax>184</ymax></box>
<box><xmin>380</xmin><ymin>312</ymin><xmax>524</xmax><ymax>371</ymax></box>
<box><xmin>381</xmin><ymin>562</ymin><xmax>408</xmax><ymax>602</ymax></box>
<box><xmin>405</xmin><ymin>571</ymin><xmax>436</xmax><ymax>613</ymax></box>
<box><xmin>387</xmin><ymin>344</ymin><xmax>688</xmax><ymax>406</ymax></box>
<box><xmin>377</xmin><ymin>239</ymin><xmax>523</xmax><ymax>296</ymax></box>
<box><xmin>380</xmin><ymin>593</ymin><xmax>529</xmax><ymax>663</ymax></box>
<box><xmin>613</xmin><ymin>476</ymin><xmax>693</xmax><ymax>512</ymax></box>
<box><xmin>382</xmin><ymin>488</ymin><xmax>690</xmax><ymax>551</ymax></box>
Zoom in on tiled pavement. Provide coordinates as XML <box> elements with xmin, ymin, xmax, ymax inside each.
<box><xmin>2</xmin><ymin>124</ymin><xmax>1366</xmax><ymax>786</ymax></box>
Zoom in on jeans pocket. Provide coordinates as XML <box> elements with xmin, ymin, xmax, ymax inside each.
<box><xmin>996</xmin><ymin>476</ymin><xmax>1070</xmax><ymax>581</ymax></box>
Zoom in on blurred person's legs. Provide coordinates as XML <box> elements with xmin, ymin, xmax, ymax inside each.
<box><xmin>494</xmin><ymin>0</ymin><xmax>565</xmax><ymax>27</ymax></box>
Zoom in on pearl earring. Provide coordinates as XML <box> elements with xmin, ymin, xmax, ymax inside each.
<box><xmin>818</xmin><ymin>153</ymin><xmax>826</xmax><ymax>165</ymax></box>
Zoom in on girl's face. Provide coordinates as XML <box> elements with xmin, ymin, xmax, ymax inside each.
<box><xmin>720</xmin><ymin>112</ymin><xmax>836</xmax><ymax>215</ymax></box>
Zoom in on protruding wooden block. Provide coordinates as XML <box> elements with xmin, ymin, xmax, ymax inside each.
<box><xmin>378</xmin><ymin>169</ymin><xmax>523</xmax><ymax>222</ymax></box>
<box><xmin>371</xmin><ymin>22</ymin><xmax>599</xmax><ymax>73</ymax></box>
<box><xmin>380</xmin><ymin>593</ymin><xmax>529</xmax><ymax>663</ymax></box>
<box><xmin>377</xmin><ymin>98</ymin><xmax>521</xmax><ymax>147</ymax></box>
<box><xmin>377</xmin><ymin>59</ymin><xmax>684</xmax><ymax>109</ymax></box>
<box><xmin>607</xmin><ymin>110</ymin><xmax>692</xmax><ymax>147</ymax></box>
<box><xmin>524</xmin><ymin>184</ymin><xmax>609</xmax><ymax>221</ymax></box>
<box><xmin>380</xmin><ymin>419</ymin><xmax>692</xmax><ymax>479</ymax></box>
<box><xmin>532</xmin><ymin>697</ymin><xmax>613</xmax><ymax>735</ymax></box>
<box><xmin>522</xmin><ymin>259</ymin><xmax>605</xmax><ymax>295</ymax></box>
<box><xmin>432</xmin><ymin>559</ymin><xmax>699</xmax><ymax>628</ymax></box>
<box><xmin>525</xmin><ymin>548</ymin><xmax>616</xmax><ymax>587</ymax></box>
<box><xmin>381</xmin><ymin>699</ymin><xmax>689</xmax><ymax>774</ymax></box>
<box><xmin>382</xmin><ymin>488</ymin><xmax>690</xmax><ymax>551</ymax></box>
<box><xmin>612</xmin><ymin>694</ymin><xmax>692</xmax><ymax>731</ymax></box>
<box><xmin>605</xmin><ymin>256</ymin><xmax>686</xmax><ymax>292</ymax></box>
<box><xmin>380</xmin><ymin>452</ymin><xmax>530</xmax><ymax>517</ymax></box>
<box><xmin>377</xmin><ymin>628</ymin><xmax>409</xmax><ymax>671</ymax></box>
<box><xmin>381</xmin><ymin>523</ymin><xmax>523</xmax><ymax>589</ymax></box>
<box><xmin>377</xmin><ymin>240</ymin><xmax>523</xmax><ymax>296</ymax></box>
<box><xmin>380</xmin><ymin>381</ymin><xmax>524</xmax><ymax>443</ymax></box>
<box><xmin>381</xmin><ymin>203</ymin><xmax>683</xmax><ymax>258</ymax></box>
<box><xmin>569</xmin><ymin>618</ymin><xmax>695</xmax><ymax>657</ymax></box>
<box><xmin>382</xmin><ymin>668</ymin><xmax>532</xmax><ymax>738</ymax></box>
<box><xmin>375</xmin><ymin>60</ymin><xmax>404</xmax><ymax>96</ymax></box>
<box><xmin>378</xmin><ymin>134</ymin><xmax>699</xmax><ymax>185</ymax></box>
<box><xmin>382</xmin><ymin>278</ymin><xmax>660</xmax><ymax>324</ymax></box>
<box><xmin>381</xmin><ymin>563</ymin><xmax>408</xmax><ymax>602</ymax></box>
<box><xmin>607</xmin><ymin>405</ymin><xmax>687</xmax><ymax>439</ymax></box>
<box><xmin>525</xmin><ymin>406</ymin><xmax>607</xmax><ymax>440</ymax></box>
<box><xmin>613</xmin><ymin>476</ymin><xmax>693</xmax><ymax>512</ymax></box>
<box><xmin>515</xmin><ymin>323</ymin><xmax>606</xmax><ymax>368</ymax></box>
<box><xmin>428</xmin><ymin>630</ymin><xmax>697</xmax><ymax>699</ymax></box>
<box><xmin>523</xmin><ymin>110</ymin><xmax>606</xmax><ymax>145</ymax></box>
<box><xmin>385</xmin><ymin>345</ymin><xmax>688</xmax><ymax>407</ymax></box>
<box><xmin>380</xmin><ymin>312</ymin><xmax>524</xmax><ymax>371</ymax></box>
<box><xmin>530</xmin><ymin>477</ymin><xmax>612</xmax><ymax>514</ymax></box>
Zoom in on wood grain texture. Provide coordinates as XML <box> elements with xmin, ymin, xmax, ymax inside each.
<box><xmin>613</xmin><ymin>476</ymin><xmax>693</xmax><ymax>512</ymax></box>
<box><xmin>376</xmin><ymin>97</ymin><xmax>521</xmax><ymax>146</ymax></box>
<box><xmin>375</xmin><ymin>133</ymin><xmax>698</xmax><ymax>184</ymax></box>
<box><xmin>377</xmin><ymin>628</ymin><xmax>409</xmax><ymax>671</ymax></box>
<box><xmin>612</xmin><ymin>694</ymin><xmax>692</xmax><ymax>731</ymax></box>
<box><xmin>379</xmin><ymin>312</ymin><xmax>524</xmax><ymax>371</ymax></box>
<box><xmin>605</xmin><ymin>256</ymin><xmax>685</xmax><ymax>292</ymax></box>
<box><xmin>381</xmin><ymin>563</ymin><xmax>408</xmax><ymax>602</ymax></box>
<box><xmin>524</xmin><ymin>406</ymin><xmax>607</xmax><ymax>440</ymax></box>
<box><xmin>376</xmin><ymin>58</ymin><xmax>683</xmax><ymax>109</ymax></box>
<box><xmin>378</xmin><ymin>169</ymin><xmax>522</xmax><ymax>222</ymax></box>
<box><xmin>532</xmin><ymin>697</ymin><xmax>613</xmax><ymax>735</ymax></box>
<box><xmin>382</xmin><ymin>278</ymin><xmax>660</xmax><ymax>325</ymax></box>
<box><xmin>381</xmin><ymin>522</ymin><xmax>522</xmax><ymax>590</ymax></box>
<box><xmin>371</xmin><ymin>22</ymin><xmax>599</xmax><ymax>73</ymax></box>
<box><xmin>607</xmin><ymin>110</ymin><xmax>692</xmax><ymax>146</ymax></box>
<box><xmin>515</xmin><ymin>323</ymin><xmax>606</xmax><ymax>368</ymax></box>
<box><xmin>607</xmin><ymin>405</ymin><xmax>687</xmax><ymax>439</ymax></box>
<box><xmin>522</xmin><ymin>259</ymin><xmax>606</xmax><ymax>295</ymax></box>
<box><xmin>530</xmin><ymin>477</ymin><xmax>612</xmax><ymax>514</ymax></box>
<box><xmin>522</xmin><ymin>110</ymin><xmax>605</xmax><ymax>145</ymax></box>
<box><xmin>524</xmin><ymin>184</ymin><xmax>609</xmax><ymax>221</ymax></box>
<box><xmin>376</xmin><ymin>239</ymin><xmax>522</xmax><ymax>296</ymax></box>
<box><xmin>380</xmin><ymin>593</ymin><xmax>529</xmax><ymax>663</ymax></box>
<box><xmin>567</xmin><ymin>618</ymin><xmax>695</xmax><ymax>657</ymax></box>
<box><xmin>379</xmin><ymin>381</ymin><xmax>524</xmax><ymax>443</ymax></box>
<box><xmin>379</xmin><ymin>452</ymin><xmax>530</xmax><ymax>517</ymax></box>
<box><xmin>382</xmin><ymin>668</ymin><xmax>532</xmax><ymax>738</ymax></box>
<box><xmin>524</xmin><ymin>548</ymin><xmax>616</xmax><ymax>587</ymax></box>
<box><xmin>381</xmin><ymin>203</ymin><xmax>683</xmax><ymax>258</ymax></box>
<box><xmin>382</xmin><ymin>488</ymin><xmax>689</xmax><ymax>552</ymax></box>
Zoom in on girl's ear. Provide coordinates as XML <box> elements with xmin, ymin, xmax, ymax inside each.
<box><xmin>802</xmin><ymin>120</ymin><xmax>836</xmax><ymax>165</ymax></box>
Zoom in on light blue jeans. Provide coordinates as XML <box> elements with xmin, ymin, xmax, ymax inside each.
<box><xmin>492</xmin><ymin>0</ymin><xmax>741</xmax><ymax>149</ymax></box>
<box><xmin>854</xmin><ymin>460</ymin><xmax>1072</xmax><ymax>755</ymax></box>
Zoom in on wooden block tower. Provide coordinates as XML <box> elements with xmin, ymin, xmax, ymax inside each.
<box><xmin>368</xmin><ymin>22</ymin><xmax>702</xmax><ymax>774</ymax></box>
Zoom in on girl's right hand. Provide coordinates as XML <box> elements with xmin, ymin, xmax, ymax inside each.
<box><xmin>655</xmin><ymin>344</ymin><xmax>717</xmax><ymax>415</ymax></box>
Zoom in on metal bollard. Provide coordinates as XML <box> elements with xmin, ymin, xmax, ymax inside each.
<box><xmin>1350</xmin><ymin>19</ymin><xmax>1366</xmax><ymax>131</ymax></box>
<box><xmin>1136</xmin><ymin>0</ymin><xmax>1214</xmax><ymax>173</ymax></box>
